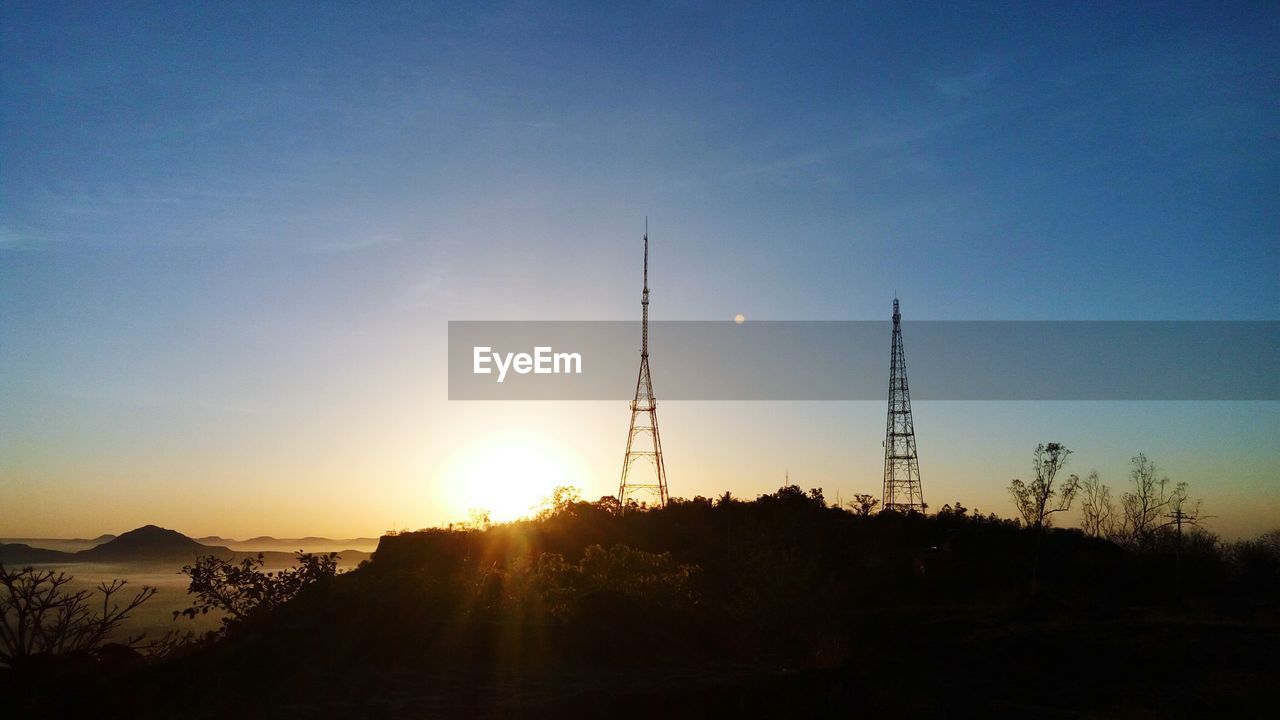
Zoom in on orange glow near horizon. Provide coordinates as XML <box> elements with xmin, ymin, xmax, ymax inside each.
<box><xmin>441</xmin><ymin>433</ymin><xmax>587</xmax><ymax>523</ymax></box>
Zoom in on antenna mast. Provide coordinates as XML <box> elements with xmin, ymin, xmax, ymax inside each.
<box><xmin>882</xmin><ymin>297</ymin><xmax>925</xmax><ymax>512</ymax></box>
<box><xmin>618</xmin><ymin>219</ymin><xmax>669</xmax><ymax>507</ymax></box>
<box><xmin>642</xmin><ymin>217</ymin><xmax>649</xmax><ymax>358</ymax></box>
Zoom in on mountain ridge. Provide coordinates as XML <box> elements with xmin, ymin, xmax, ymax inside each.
<box><xmin>0</xmin><ymin>525</ymin><xmax>372</xmax><ymax>565</ymax></box>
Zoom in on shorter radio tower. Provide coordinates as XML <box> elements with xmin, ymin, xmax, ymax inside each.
<box><xmin>882</xmin><ymin>297</ymin><xmax>925</xmax><ymax>512</ymax></box>
<box><xmin>618</xmin><ymin>220</ymin><xmax>669</xmax><ymax>507</ymax></box>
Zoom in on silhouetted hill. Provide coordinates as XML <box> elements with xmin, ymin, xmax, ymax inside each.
<box><xmin>5</xmin><ymin>489</ymin><xmax>1278</xmax><ymax>719</ymax></box>
<box><xmin>0</xmin><ymin>527</ymin><xmax>372</xmax><ymax>566</ymax></box>
<box><xmin>0</xmin><ymin>542</ymin><xmax>74</xmax><ymax>564</ymax></box>
<box><xmin>61</xmin><ymin>489</ymin><xmax>1267</xmax><ymax>719</ymax></box>
<box><xmin>194</xmin><ymin>535</ymin><xmax>381</xmax><ymax>553</ymax></box>
<box><xmin>77</xmin><ymin>525</ymin><xmax>231</xmax><ymax>561</ymax></box>
<box><xmin>0</xmin><ymin>534</ymin><xmax>116</xmax><ymax>554</ymax></box>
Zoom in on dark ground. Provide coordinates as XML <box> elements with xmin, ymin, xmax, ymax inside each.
<box><xmin>5</xmin><ymin>490</ymin><xmax>1278</xmax><ymax>718</ymax></box>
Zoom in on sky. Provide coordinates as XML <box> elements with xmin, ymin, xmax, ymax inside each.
<box><xmin>2</xmin><ymin>2</ymin><xmax>1277</xmax><ymax>539</ymax></box>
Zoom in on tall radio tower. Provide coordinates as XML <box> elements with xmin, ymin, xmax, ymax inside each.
<box><xmin>618</xmin><ymin>220</ymin><xmax>669</xmax><ymax>508</ymax></box>
<box><xmin>882</xmin><ymin>297</ymin><xmax>925</xmax><ymax>512</ymax></box>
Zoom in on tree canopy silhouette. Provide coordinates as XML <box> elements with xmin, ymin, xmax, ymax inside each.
<box><xmin>0</xmin><ymin>565</ymin><xmax>156</xmax><ymax>667</ymax></box>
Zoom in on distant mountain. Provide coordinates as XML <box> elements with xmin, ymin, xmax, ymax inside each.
<box><xmin>0</xmin><ymin>542</ymin><xmax>76</xmax><ymax>564</ymax></box>
<box><xmin>0</xmin><ymin>526</ymin><xmax>372</xmax><ymax>566</ymax></box>
<box><xmin>0</xmin><ymin>534</ymin><xmax>116</xmax><ymax>555</ymax></box>
<box><xmin>78</xmin><ymin>525</ymin><xmax>232</xmax><ymax>561</ymax></box>
<box><xmin>200</xmin><ymin>535</ymin><xmax>380</xmax><ymax>553</ymax></box>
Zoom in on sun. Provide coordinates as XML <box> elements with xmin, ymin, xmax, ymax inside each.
<box><xmin>443</xmin><ymin>434</ymin><xmax>584</xmax><ymax>523</ymax></box>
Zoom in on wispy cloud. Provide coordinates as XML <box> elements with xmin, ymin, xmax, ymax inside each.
<box><xmin>312</xmin><ymin>234</ymin><xmax>403</xmax><ymax>254</ymax></box>
<box><xmin>718</xmin><ymin>150</ymin><xmax>832</xmax><ymax>181</ymax></box>
<box><xmin>395</xmin><ymin>235</ymin><xmax>466</xmax><ymax>312</ymax></box>
<box><xmin>934</xmin><ymin>61</ymin><xmax>1003</xmax><ymax>98</ymax></box>
<box><xmin>0</xmin><ymin>226</ymin><xmax>47</xmax><ymax>252</ymax></box>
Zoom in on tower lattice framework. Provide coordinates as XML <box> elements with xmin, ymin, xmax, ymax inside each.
<box><xmin>882</xmin><ymin>298</ymin><xmax>925</xmax><ymax>512</ymax></box>
<box><xmin>618</xmin><ymin>223</ymin><xmax>669</xmax><ymax>507</ymax></box>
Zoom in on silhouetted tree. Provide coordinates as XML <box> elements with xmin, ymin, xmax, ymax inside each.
<box><xmin>1119</xmin><ymin>454</ymin><xmax>1199</xmax><ymax>548</ymax></box>
<box><xmin>1007</xmin><ymin>443</ymin><xmax>1081</xmax><ymax>592</ymax></box>
<box><xmin>1079</xmin><ymin>469</ymin><xmax>1116</xmax><ymax>538</ymax></box>
<box><xmin>0</xmin><ymin>565</ymin><xmax>156</xmax><ymax>667</ymax></box>
<box><xmin>538</xmin><ymin>485</ymin><xmax>584</xmax><ymax>519</ymax></box>
<box><xmin>454</xmin><ymin>509</ymin><xmax>493</xmax><ymax>531</ymax></box>
<box><xmin>847</xmin><ymin>494</ymin><xmax>880</xmax><ymax>516</ymax></box>
<box><xmin>1008</xmin><ymin>443</ymin><xmax>1080</xmax><ymax>529</ymax></box>
<box><xmin>1227</xmin><ymin>529</ymin><xmax>1280</xmax><ymax>598</ymax></box>
<box><xmin>177</xmin><ymin>552</ymin><xmax>339</xmax><ymax>631</ymax></box>
<box><xmin>595</xmin><ymin>495</ymin><xmax>622</xmax><ymax>515</ymax></box>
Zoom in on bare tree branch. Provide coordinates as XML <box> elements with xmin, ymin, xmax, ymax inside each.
<box><xmin>0</xmin><ymin>565</ymin><xmax>156</xmax><ymax>667</ymax></box>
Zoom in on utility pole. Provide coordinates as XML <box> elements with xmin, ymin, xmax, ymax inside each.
<box><xmin>1167</xmin><ymin>507</ymin><xmax>1189</xmax><ymax>601</ymax></box>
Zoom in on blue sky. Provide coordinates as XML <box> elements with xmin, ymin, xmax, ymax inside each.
<box><xmin>2</xmin><ymin>3</ymin><xmax>1277</xmax><ymax>537</ymax></box>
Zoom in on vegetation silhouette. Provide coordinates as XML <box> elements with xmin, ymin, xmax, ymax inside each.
<box><xmin>0</xmin><ymin>566</ymin><xmax>157</xmax><ymax>666</ymax></box>
<box><xmin>176</xmin><ymin>551</ymin><xmax>342</xmax><ymax>632</ymax></box>
<box><xmin>2</xmin><ymin>457</ymin><xmax>1277</xmax><ymax>718</ymax></box>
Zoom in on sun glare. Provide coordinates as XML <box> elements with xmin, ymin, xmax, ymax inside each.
<box><xmin>444</xmin><ymin>435</ymin><xmax>584</xmax><ymax>522</ymax></box>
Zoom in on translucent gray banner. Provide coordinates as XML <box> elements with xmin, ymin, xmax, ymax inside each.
<box><xmin>448</xmin><ymin>321</ymin><xmax>1280</xmax><ymax>400</ymax></box>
